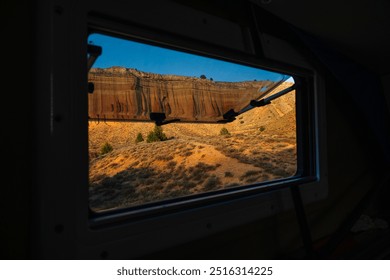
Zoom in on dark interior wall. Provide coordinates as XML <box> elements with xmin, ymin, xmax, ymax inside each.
<box><xmin>383</xmin><ymin>74</ymin><xmax>390</xmax><ymax>117</ymax></box>
<box><xmin>2</xmin><ymin>0</ymin><xmax>388</xmax><ymax>259</ymax></box>
<box><xmin>1</xmin><ymin>0</ymin><xmax>32</xmax><ymax>259</ymax></box>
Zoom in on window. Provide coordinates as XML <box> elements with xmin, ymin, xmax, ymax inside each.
<box><xmin>88</xmin><ymin>33</ymin><xmax>298</xmax><ymax>212</ymax></box>
<box><xmin>35</xmin><ymin>0</ymin><xmax>327</xmax><ymax>259</ymax></box>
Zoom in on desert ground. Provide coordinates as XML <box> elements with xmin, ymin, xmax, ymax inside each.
<box><xmin>89</xmin><ymin>83</ymin><xmax>296</xmax><ymax>211</ymax></box>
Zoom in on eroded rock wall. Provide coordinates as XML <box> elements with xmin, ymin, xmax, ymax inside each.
<box><xmin>88</xmin><ymin>67</ymin><xmax>278</xmax><ymax>122</ymax></box>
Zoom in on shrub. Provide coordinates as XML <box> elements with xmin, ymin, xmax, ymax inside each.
<box><xmin>245</xmin><ymin>177</ymin><xmax>259</xmax><ymax>183</ymax></box>
<box><xmin>195</xmin><ymin>162</ymin><xmax>217</xmax><ymax>172</ymax></box>
<box><xmin>181</xmin><ymin>180</ymin><xmax>197</xmax><ymax>189</ymax></box>
<box><xmin>135</xmin><ymin>132</ymin><xmax>144</xmax><ymax>143</ymax></box>
<box><xmin>220</xmin><ymin>127</ymin><xmax>230</xmax><ymax>136</ymax></box>
<box><xmin>155</xmin><ymin>155</ymin><xmax>174</xmax><ymax>161</ymax></box>
<box><xmin>239</xmin><ymin>170</ymin><xmax>261</xmax><ymax>181</ymax></box>
<box><xmin>146</xmin><ymin>131</ymin><xmax>159</xmax><ymax>143</ymax></box>
<box><xmin>100</xmin><ymin>142</ymin><xmax>113</xmax><ymax>155</ymax></box>
<box><xmin>146</xmin><ymin>125</ymin><xmax>168</xmax><ymax>143</ymax></box>
<box><xmin>200</xmin><ymin>74</ymin><xmax>207</xmax><ymax>79</ymax></box>
<box><xmin>167</xmin><ymin>161</ymin><xmax>177</xmax><ymax>169</ymax></box>
<box><xmin>203</xmin><ymin>175</ymin><xmax>221</xmax><ymax>191</ymax></box>
<box><xmin>181</xmin><ymin>150</ymin><xmax>193</xmax><ymax>157</ymax></box>
<box><xmin>101</xmin><ymin>176</ymin><xmax>117</xmax><ymax>187</ymax></box>
<box><xmin>259</xmin><ymin>126</ymin><xmax>266</xmax><ymax>132</ymax></box>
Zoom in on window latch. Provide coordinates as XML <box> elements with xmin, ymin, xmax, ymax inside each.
<box><xmin>87</xmin><ymin>44</ymin><xmax>102</xmax><ymax>94</ymax></box>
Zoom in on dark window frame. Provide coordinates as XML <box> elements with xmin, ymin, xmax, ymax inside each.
<box><xmin>87</xmin><ymin>26</ymin><xmax>318</xmax><ymax>228</ymax></box>
<box><xmin>33</xmin><ymin>0</ymin><xmax>328</xmax><ymax>258</ymax></box>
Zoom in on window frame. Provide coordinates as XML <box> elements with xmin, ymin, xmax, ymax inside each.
<box><xmin>86</xmin><ymin>25</ymin><xmax>317</xmax><ymax>225</ymax></box>
<box><xmin>34</xmin><ymin>0</ymin><xmax>327</xmax><ymax>258</ymax></box>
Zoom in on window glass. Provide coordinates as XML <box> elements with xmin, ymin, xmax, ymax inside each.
<box><xmin>88</xmin><ymin>33</ymin><xmax>296</xmax><ymax>212</ymax></box>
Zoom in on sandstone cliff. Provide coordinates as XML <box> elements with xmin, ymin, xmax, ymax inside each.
<box><xmin>88</xmin><ymin>67</ymin><xmax>281</xmax><ymax>122</ymax></box>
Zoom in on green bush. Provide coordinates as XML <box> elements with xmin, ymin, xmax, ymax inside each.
<box><xmin>100</xmin><ymin>142</ymin><xmax>113</xmax><ymax>155</ymax></box>
<box><xmin>220</xmin><ymin>127</ymin><xmax>230</xmax><ymax>136</ymax></box>
<box><xmin>135</xmin><ymin>132</ymin><xmax>144</xmax><ymax>143</ymax></box>
<box><xmin>259</xmin><ymin>126</ymin><xmax>266</xmax><ymax>132</ymax></box>
<box><xmin>147</xmin><ymin>125</ymin><xmax>168</xmax><ymax>143</ymax></box>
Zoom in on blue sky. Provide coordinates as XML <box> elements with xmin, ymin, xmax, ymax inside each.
<box><xmin>89</xmin><ymin>33</ymin><xmax>291</xmax><ymax>83</ymax></box>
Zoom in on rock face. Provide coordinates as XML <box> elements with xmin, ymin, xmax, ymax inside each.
<box><xmin>88</xmin><ymin>67</ymin><xmax>281</xmax><ymax>122</ymax></box>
